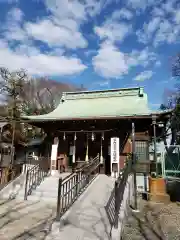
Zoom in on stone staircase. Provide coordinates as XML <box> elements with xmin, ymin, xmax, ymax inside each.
<box><xmin>0</xmin><ymin>172</ymin><xmax>72</xmax><ymax>239</ymax></box>
<box><xmin>17</xmin><ymin>172</ymin><xmax>70</xmax><ymax>202</ymax></box>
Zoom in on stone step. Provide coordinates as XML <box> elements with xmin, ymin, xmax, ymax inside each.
<box><xmin>31</xmin><ymin>190</ymin><xmax>58</xmax><ymax>198</ymax></box>
<box><xmin>27</xmin><ymin>194</ymin><xmax>58</xmax><ymax>202</ymax></box>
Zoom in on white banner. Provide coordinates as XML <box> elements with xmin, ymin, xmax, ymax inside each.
<box><xmin>51</xmin><ymin>144</ymin><xmax>58</xmax><ymax>161</ymax></box>
<box><xmin>111</xmin><ymin>137</ymin><xmax>119</xmax><ymax>163</ymax></box>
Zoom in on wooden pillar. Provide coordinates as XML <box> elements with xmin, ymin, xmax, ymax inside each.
<box><xmin>50</xmin><ymin>137</ymin><xmax>59</xmax><ymax>175</ymax></box>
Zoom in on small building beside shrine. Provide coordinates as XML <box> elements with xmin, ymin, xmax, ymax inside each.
<box><xmin>22</xmin><ymin>87</ymin><xmax>171</xmax><ymax>177</ymax></box>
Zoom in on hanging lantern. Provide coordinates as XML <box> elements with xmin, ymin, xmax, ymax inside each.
<box><xmin>91</xmin><ymin>132</ymin><xmax>95</xmax><ymax>141</ymax></box>
<box><xmin>63</xmin><ymin>132</ymin><xmax>66</xmax><ymax>141</ymax></box>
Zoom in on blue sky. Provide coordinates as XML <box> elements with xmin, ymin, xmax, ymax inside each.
<box><xmin>0</xmin><ymin>0</ymin><xmax>179</xmax><ymax>110</ymax></box>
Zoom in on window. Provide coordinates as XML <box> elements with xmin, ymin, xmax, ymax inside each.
<box><xmin>135</xmin><ymin>141</ymin><xmax>148</xmax><ymax>161</ymax></box>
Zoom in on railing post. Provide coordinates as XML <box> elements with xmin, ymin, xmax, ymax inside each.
<box><xmin>24</xmin><ymin>170</ymin><xmax>29</xmax><ymax>200</ymax></box>
<box><xmin>75</xmin><ymin>172</ymin><xmax>80</xmax><ymax>197</ymax></box>
<box><xmin>114</xmin><ymin>181</ymin><xmax>118</xmax><ymax>229</ymax></box>
<box><xmin>56</xmin><ymin>178</ymin><xmax>62</xmax><ymax>221</ymax></box>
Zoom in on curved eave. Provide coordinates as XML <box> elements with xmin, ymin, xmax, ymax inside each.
<box><xmin>21</xmin><ymin>114</ymin><xmax>152</xmax><ymax>123</ymax></box>
<box><xmin>21</xmin><ymin>109</ymin><xmax>173</xmax><ymax>123</ymax></box>
<box><xmin>151</xmin><ymin>109</ymin><xmax>173</xmax><ymax>115</ymax></box>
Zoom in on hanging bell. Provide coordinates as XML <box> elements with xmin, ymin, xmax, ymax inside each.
<box><xmin>74</xmin><ymin>132</ymin><xmax>77</xmax><ymax>141</ymax></box>
<box><xmin>85</xmin><ymin>133</ymin><xmax>89</xmax><ymax>162</ymax></box>
<box><xmin>63</xmin><ymin>132</ymin><xmax>66</xmax><ymax>141</ymax></box>
<box><xmin>91</xmin><ymin>132</ymin><xmax>95</xmax><ymax>141</ymax></box>
<box><xmin>102</xmin><ymin>132</ymin><xmax>104</xmax><ymax>140</ymax></box>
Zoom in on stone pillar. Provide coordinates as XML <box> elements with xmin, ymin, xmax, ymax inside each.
<box><xmin>50</xmin><ymin>137</ymin><xmax>59</xmax><ymax>175</ymax></box>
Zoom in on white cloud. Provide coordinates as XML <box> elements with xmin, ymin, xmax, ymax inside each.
<box><xmin>134</xmin><ymin>70</ymin><xmax>153</xmax><ymax>81</ymax></box>
<box><xmin>174</xmin><ymin>10</ymin><xmax>180</xmax><ymax>24</ymax></box>
<box><xmin>0</xmin><ymin>3</ymin><xmax>92</xmax><ymax>76</ymax></box>
<box><xmin>128</xmin><ymin>47</ymin><xmax>157</xmax><ymax>67</ymax></box>
<box><xmin>127</xmin><ymin>0</ymin><xmax>147</xmax><ymax>10</ymax></box>
<box><xmin>91</xmin><ymin>80</ymin><xmax>110</xmax><ymax>87</ymax></box>
<box><xmin>146</xmin><ymin>17</ymin><xmax>161</xmax><ymax>34</ymax></box>
<box><xmin>7</xmin><ymin>7</ymin><xmax>23</xmax><ymax>22</ymax></box>
<box><xmin>22</xmin><ymin>0</ymin><xmax>114</xmax><ymax>50</ymax></box>
<box><xmin>161</xmin><ymin>0</ymin><xmax>176</xmax><ymax>14</ymax></box>
<box><xmin>94</xmin><ymin>7</ymin><xmax>132</xmax><ymax>43</ymax></box>
<box><xmin>3</xmin><ymin>8</ymin><xmax>27</xmax><ymax>42</ymax></box>
<box><xmin>0</xmin><ymin>0</ymin><xmax>18</xmax><ymax>2</ymax></box>
<box><xmin>111</xmin><ymin>8</ymin><xmax>133</xmax><ymax>20</ymax></box>
<box><xmin>45</xmin><ymin>0</ymin><xmax>112</xmax><ymax>21</ymax></box>
<box><xmin>92</xmin><ymin>41</ymin><xmax>129</xmax><ymax>78</ymax></box>
<box><xmin>155</xmin><ymin>60</ymin><xmax>161</xmax><ymax>67</ymax></box>
<box><xmin>25</xmin><ymin>19</ymin><xmax>87</xmax><ymax>49</ymax></box>
<box><xmin>153</xmin><ymin>19</ymin><xmax>180</xmax><ymax>46</ymax></box>
<box><xmin>45</xmin><ymin>0</ymin><xmax>86</xmax><ymax>21</ymax></box>
<box><xmin>5</xmin><ymin>25</ymin><xmax>27</xmax><ymax>42</ymax></box>
<box><xmin>95</xmin><ymin>22</ymin><xmax>131</xmax><ymax>42</ymax></box>
<box><xmin>0</xmin><ymin>40</ymin><xmax>87</xmax><ymax>76</ymax></box>
<box><xmin>136</xmin><ymin>1</ymin><xmax>180</xmax><ymax>46</ymax></box>
<box><xmin>136</xmin><ymin>17</ymin><xmax>161</xmax><ymax>44</ymax></box>
<box><xmin>93</xmin><ymin>43</ymin><xmax>159</xmax><ymax>78</ymax></box>
<box><xmin>126</xmin><ymin>0</ymin><xmax>161</xmax><ymax>11</ymax></box>
<box><xmin>152</xmin><ymin>7</ymin><xmax>165</xmax><ymax>17</ymax></box>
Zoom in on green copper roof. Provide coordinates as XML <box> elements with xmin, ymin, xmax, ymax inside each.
<box><xmin>22</xmin><ymin>87</ymin><xmax>151</xmax><ymax>121</ymax></box>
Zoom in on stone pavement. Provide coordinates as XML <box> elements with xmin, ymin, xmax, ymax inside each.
<box><xmin>45</xmin><ymin>174</ymin><xmax>115</xmax><ymax>240</ymax></box>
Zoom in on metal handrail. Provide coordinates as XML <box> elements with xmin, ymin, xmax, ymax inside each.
<box><xmin>56</xmin><ymin>155</ymin><xmax>100</xmax><ymax>221</ymax></box>
<box><xmin>105</xmin><ymin>156</ymin><xmax>133</xmax><ymax>232</ymax></box>
<box><xmin>24</xmin><ymin>158</ymin><xmax>49</xmax><ymax>200</ymax></box>
<box><xmin>114</xmin><ymin>158</ymin><xmax>132</xmax><ymax>228</ymax></box>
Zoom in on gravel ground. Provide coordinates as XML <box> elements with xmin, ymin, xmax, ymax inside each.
<box><xmin>122</xmin><ymin>198</ymin><xmax>180</xmax><ymax>240</ymax></box>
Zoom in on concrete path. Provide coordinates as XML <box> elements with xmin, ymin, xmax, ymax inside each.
<box><xmin>45</xmin><ymin>174</ymin><xmax>115</xmax><ymax>240</ymax></box>
<box><xmin>0</xmin><ymin>199</ymin><xmax>56</xmax><ymax>240</ymax></box>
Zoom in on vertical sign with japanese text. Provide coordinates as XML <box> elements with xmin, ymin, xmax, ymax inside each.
<box><xmin>111</xmin><ymin>137</ymin><xmax>119</xmax><ymax>163</ymax></box>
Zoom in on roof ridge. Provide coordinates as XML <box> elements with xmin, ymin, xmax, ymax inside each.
<box><xmin>61</xmin><ymin>87</ymin><xmax>144</xmax><ymax>101</ymax></box>
<box><xmin>64</xmin><ymin>87</ymin><xmax>143</xmax><ymax>95</ymax></box>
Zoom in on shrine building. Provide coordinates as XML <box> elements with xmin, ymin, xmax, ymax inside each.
<box><xmin>22</xmin><ymin>87</ymin><xmax>170</xmax><ymax>176</ymax></box>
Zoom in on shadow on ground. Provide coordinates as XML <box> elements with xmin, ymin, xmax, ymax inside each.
<box><xmin>0</xmin><ymin>199</ymin><xmax>56</xmax><ymax>240</ymax></box>
<box><xmin>60</xmin><ymin>200</ymin><xmax>112</xmax><ymax>240</ymax></box>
